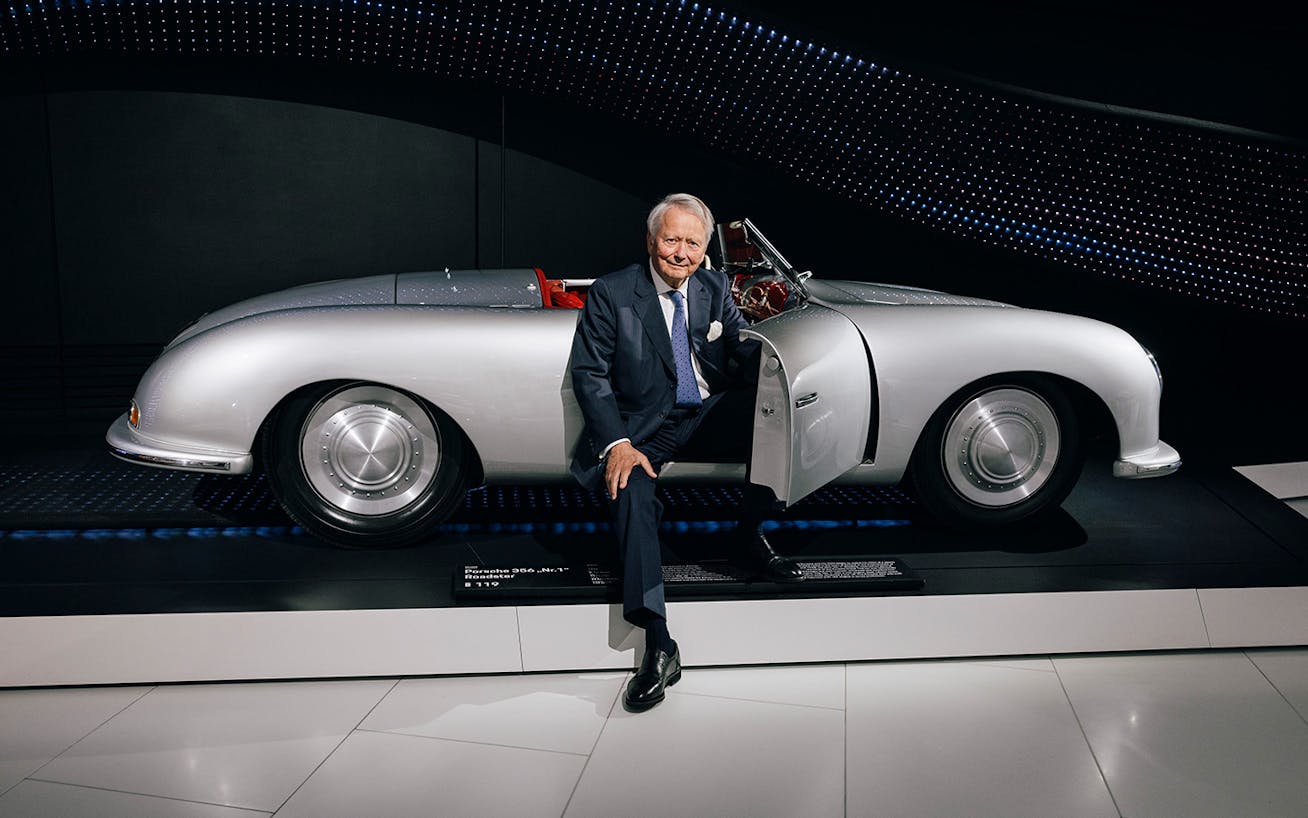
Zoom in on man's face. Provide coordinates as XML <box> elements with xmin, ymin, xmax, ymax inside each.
<box><xmin>647</xmin><ymin>207</ymin><xmax>708</xmax><ymax>289</ymax></box>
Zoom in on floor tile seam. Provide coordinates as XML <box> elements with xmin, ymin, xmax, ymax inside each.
<box><xmin>952</xmin><ymin>661</ymin><xmax>1058</xmax><ymax>674</ymax></box>
<box><xmin>354</xmin><ymin>678</ymin><xmax>403</xmax><ymax>724</ymax></box>
<box><xmin>352</xmin><ymin>727</ymin><xmax>593</xmax><ymax>758</ymax></box>
<box><xmin>1049</xmin><ymin>659</ymin><xmax>1125</xmax><ymax>818</ymax></box>
<box><xmin>668</xmin><ymin>687</ymin><xmax>846</xmax><ymax>712</ymax></box>
<box><xmin>513</xmin><ymin>606</ymin><xmax>526</xmax><ymax>672</ymax></box>
<box><xmin>845</xmin><ymin>657</ymin><xmax>1056</xmax><ymax>674</ymax></box>
<box><xmin>23</xmin><ymin>684</ymin><xmax>157</xmax><ymax>784</ymax></box>
<box><xmin>842</xmin><ymin>662</ymin><xmax>848</xmax><ymax>818</ymax></box>
<box><xmin>22</xmin><ymin>777</ymin><xmax>272</xmax><ymax>814</ymax></box>
<box><xmin>269</xmin><ymin>678</ymin><xmax>401</xmax><ymax>815</ymax></box>
<box><xmin>1193</xmin><ymin>587</ymin><xmax>1216</xmax><ymax>649</ymax></box>
<box><xmin>560</xmin><ymin>671</ymin><xmax>627</xmax><ymax>817</ymax></box>
<box><xmin>1243</xmin><ymin>650</ymin><xmax>1308</xmax><ymax>727</ymax></box>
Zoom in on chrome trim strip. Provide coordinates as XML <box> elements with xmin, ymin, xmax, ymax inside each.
<box><xmin>109</xmin><ymin>447</ymin><xmax>233</xmax><ymax>472</ymax></box>
<box><xmin>106</xmin><ymin>413</ymin><xmax>254</xmax><ymax>474</ymax></box>
<box><xmin>1113</xmin><ymin>440</ymin><xmax>1182</xmax><ymax>479</ymax></box>
<box><xmin>1114</xmin><ymin>459</ymin><xmax>1183</xmax><ymax>479</ymax></box>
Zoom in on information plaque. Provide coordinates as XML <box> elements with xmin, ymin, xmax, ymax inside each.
<box><xmin>454</xmin><ymin>558</ymin><xmax>922</xmax><ymax>600</ymax></box>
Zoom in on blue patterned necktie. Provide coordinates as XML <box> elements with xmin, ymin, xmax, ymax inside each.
<box><xmin>668</xmin><ymin>290</ymin><xmax>702</xmax><ymax>408</ymax></box>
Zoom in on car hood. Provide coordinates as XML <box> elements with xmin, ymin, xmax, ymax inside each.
<box><xmin>808</xmin><ymin>279</ymin><xmax>1014</xmax><ymax>308</ymax></box>
<box><xmin>165</xmin><ymin>268</ymin><xmax>545</xmax><ymax>348</ymax></box>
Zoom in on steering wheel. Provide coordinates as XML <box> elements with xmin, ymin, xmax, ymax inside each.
<box><xmin>739</xmin><ymin>279</ymin><xmax>789</xmax><ymax>319</ymax></box>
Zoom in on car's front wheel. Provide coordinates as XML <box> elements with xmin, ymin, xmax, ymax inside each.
<box><xmin>910</xmin><ymin>378</ymin><xmax>1082</xmax><ymax>527</ymax></box>
<box><xmin>263</xmin><ymin>382</ymin><xmax>468</xmax><ymax>548</ymax></box>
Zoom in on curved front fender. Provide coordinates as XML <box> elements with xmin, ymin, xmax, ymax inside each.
<box><xmin>832</xmin><ymin>304</ymin><xmax>1167</xmax><ymax>481</ymax></box>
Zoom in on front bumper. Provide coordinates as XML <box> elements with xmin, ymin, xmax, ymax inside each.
<box><xmin>106</xmin><ymin>414</ymin><xmax>254</xmax><ymax>474</ymax></box>
<box><xmin>1113</xmin><ymin>440</ymin><xmax>1182</xmax><ymax>479</ymax></box>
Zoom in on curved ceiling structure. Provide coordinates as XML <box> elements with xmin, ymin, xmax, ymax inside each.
<box><xmin>3</xmin><ymin>0</ymin><xmax>1305</xmax><ymax>317</ymax></box>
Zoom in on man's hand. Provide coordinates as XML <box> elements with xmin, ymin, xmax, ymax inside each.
<box><xmin>605</xmin><ymin>440</ymin><xmax>657</xmax><ymax>499</ymax></box>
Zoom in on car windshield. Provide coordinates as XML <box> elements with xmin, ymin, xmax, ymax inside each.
<box><xmin>716</xmin><ymin>219</ymin><xmax>810</xmax><ymax>321</ymax></box>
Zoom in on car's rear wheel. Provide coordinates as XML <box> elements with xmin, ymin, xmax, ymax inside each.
<box><xmin>910</xmin><ymin>378</ymin><xmax>1082</xmax><ymax>527</ymax></box>
<box><xmin>264</xmin><ymin>382</ymin><xmax>468</xmax><ymax>548</ymax></box>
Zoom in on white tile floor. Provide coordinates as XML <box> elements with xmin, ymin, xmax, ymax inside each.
<box><xmin>3</xmin><ymin>650</ymin><xmax>1307</xmax><ymax>817</ymax></box>
<box><xmin>1</xmin><ymin>464</ymin><xmax>1305</xmax><ymax>818</ymax></box>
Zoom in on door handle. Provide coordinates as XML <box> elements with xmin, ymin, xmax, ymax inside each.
<box><xmin>794</xmin><ymin>392</ymin><xmax>818</xmax><ymax>409</ymax></box>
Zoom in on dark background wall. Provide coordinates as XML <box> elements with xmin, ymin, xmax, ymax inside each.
<box><xmin>739</xmin><ymin>1</ymin><xmax>1307</xmax><ymax>141</ymax></box>
<box><xmin>0</xmin><ymin>80</ymin><xmax>650</xmax><ymax>347</ymax></box>
<box><xmin>1</xmin><ymin>1</ymin><xmax>1305</xmax><ymax>466</ymax></box>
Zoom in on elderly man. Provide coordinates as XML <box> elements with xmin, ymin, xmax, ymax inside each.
<box><xmin>570</xmin><ymin>193</ymin><xmax>804</xmax><ymax>712</ymax></box>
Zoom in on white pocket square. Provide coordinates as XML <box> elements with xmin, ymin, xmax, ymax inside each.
<box><xmin>706</xmin><ymin>320</ymin><xmax>723</xmax><ymax>342</ymax></box>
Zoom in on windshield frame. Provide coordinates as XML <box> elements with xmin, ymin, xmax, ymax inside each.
<box><xmin>715</xmin><ymin>218</ymin><xmax>811</xmax><ymax>304</ymax></box>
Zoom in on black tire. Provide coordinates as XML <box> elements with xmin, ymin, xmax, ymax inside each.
<box><xmin>909</xmin><ymin>377</ymin><xmax>1082</xmax><ymax>527</ymax></box>
<box><xmin>262</xmin><ymin>382</ymin><xmax>468</xmax><ymax>548</ymax></box>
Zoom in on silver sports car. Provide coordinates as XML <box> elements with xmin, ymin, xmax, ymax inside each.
<box><xmin>107</xmin><ymin>220</ymin><xmax>1180</xmax><ymax>547</ymax></box>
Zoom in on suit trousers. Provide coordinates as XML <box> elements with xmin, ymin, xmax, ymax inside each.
<box><xmin>608</xmin><ymin>387</ymin><xmax>774</xmax><ymax>625</ymax></box>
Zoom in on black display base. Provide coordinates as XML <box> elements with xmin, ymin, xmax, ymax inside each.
<box><xmin>454</xmin><ymin>558</ymin><xmax>923</xmax><ymax>601</ymax></box>
<box><xmin>4</xmin><ymin>429</ymin><xmax>1308</xmax><ymax>617</ymax></box>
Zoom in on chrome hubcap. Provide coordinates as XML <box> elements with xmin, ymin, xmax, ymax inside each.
<box><xmin>300</xmin><ymin>386</ymin><xmax>440</xmax><ymax>516</ymax></box>
<box><xmin>942</xmin><ymin>387</ymin><xmax>1060</xmax><ymax>507</ymax></box>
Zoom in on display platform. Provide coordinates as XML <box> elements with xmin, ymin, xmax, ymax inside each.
<box><xmin>3</xmin><ymin>430</ymin><xmax>1307</xmax><ymax>686</ymax></box>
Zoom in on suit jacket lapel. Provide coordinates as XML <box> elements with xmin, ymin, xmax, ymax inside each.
<box><xmin>634</xmin><ymin>270</ymin><xmax>675</xmax><ymax>376</ymax></box>
<box><xmin>688</xmin><ymin>275</ymin><xmax>710</xmax><ymax>352</ymax></box>
<box><xmin>688</xmin><ymin>273</ymin><xmax>724</xmax><ymax>381</ymax></box>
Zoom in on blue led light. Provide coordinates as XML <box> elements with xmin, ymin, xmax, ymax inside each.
<box><xmin>0</xmin><ymin>0</ymin><xmax>1302</xmax><ymax>316</ymax></box>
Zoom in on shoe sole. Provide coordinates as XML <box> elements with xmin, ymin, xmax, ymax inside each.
<box><xmin>622</xmin><ymin>668</ymin><xmax>681</xmax><ymax>713</ymax></box>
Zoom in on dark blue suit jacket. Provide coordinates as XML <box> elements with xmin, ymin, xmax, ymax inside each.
<box><xmin>570</xmin><ymin>263</ymin><xmax>759</xmax><ymax>491</ymax></box>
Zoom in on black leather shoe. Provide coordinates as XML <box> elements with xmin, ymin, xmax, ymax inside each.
<box><xmin>737</xmin><ymin>529</ymin><xmax>805</xmax><ymax>582</ymax></box>
<box><xmin>624</xmin><ymin>644</ymin><xmax>681</xmax><ymax>712</ymax></box>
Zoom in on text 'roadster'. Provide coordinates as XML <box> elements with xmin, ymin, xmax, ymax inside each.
<box><xmin>108</xmin><ymin>220</ymin><xmax>1180</xmax><ymax>547</ymax></box>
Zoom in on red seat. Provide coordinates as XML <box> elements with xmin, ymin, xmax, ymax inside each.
<box><xmin>537</xmin><ymin>269</ymin><xmax>589</xmax><ymax>309</ymax></box>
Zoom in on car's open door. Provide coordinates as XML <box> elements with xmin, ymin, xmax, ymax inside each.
<box><xmin>741</xmin><ymin>305</ymin><xmax>871</xmax><ymax>505</ymax></box>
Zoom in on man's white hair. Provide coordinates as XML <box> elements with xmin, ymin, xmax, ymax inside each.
<box><xmin>646</xmin><ymin>193</ymin><xmax>715</xmax><ymax>243</ymax></box>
